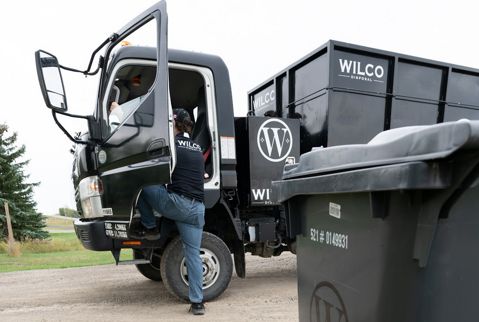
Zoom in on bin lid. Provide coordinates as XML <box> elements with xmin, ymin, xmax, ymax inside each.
<box><xmin>283</xmin><ymin>119</ymin><xmax>479</xmax><ymax>179</ymax></box>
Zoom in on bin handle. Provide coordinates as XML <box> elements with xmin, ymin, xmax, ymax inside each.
<box><xmin>413</xmin><ymin>155</ymin><xmax>479</xmax><ymax>268</ymax></box>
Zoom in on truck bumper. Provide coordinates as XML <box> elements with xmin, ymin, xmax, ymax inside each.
<box><xmin>74</xmin><ymin>219</ymin><xmax>124</xmax><ymax>251</ymax></box>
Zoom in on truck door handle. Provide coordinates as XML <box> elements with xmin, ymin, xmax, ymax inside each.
<box><xmin>147</xmin><ymin>139</ymin><xmax>166</xmax><ymax>156</ymax></box>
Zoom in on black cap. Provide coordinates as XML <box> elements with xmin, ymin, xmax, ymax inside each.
<box><xmin>173</xmin><ymin>108</ymin><xmax>191</xmax><ymax>124</ymax></box>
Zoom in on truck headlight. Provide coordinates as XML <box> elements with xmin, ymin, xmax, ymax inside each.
<box><xmin>79</xmin><ymin>176</ymin><xmax>104</xmax><ymax>218</ymax></box>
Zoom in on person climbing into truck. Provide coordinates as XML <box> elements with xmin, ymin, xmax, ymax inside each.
<box><xmin>133</xmin><ymin>108</ymin><xmax>206</xmax><ymax>315</ymax></box>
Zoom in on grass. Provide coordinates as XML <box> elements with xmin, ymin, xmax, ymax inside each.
<box><xmin>44</xmin><ymin>216</ymin><xmax>75</xmax><ymax>231</ymax></box>
<box><xmin>0</xmin><ymin>232</ymin><xmax>132</xmax><ymax>273</ymax></box>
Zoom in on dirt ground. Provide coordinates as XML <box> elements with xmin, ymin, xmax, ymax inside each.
<box><xmin>0</xmin><ymin>253</ymin><xmax>298</xmax><ymax>321</ymax></box>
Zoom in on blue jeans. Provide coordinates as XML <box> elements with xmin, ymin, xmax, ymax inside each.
<box><xmin>137</xmin><ymin>185</ymin><xmax>205</xmax><ymax>303</ymax></box>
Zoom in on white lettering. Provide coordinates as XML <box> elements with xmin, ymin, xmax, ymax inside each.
<box><xmin>261</xmin><ymin>127</ymin><xmax>288</xmax><ymax>157</ymax></box>
<box><xmin>114</xmin><ymin>224</ymin><xmax>127</xmax><ymax>231</ymax></box>
<box><xmin>310</xmin><ymin>227</ymin><xmax>349</xmax><ymax>250</ymax></box>
<box><xmin>251</xmin><ymin>188</ymin><xmax>271</xmax><ymax>201</ymax></box>
<box><xmin>253</xmin><ymin>89</ymin><xmax>275</xmax><ymax>109</ymax></box>
<box><xmin>257</xmin><ymin>118</ymin><xmax>293</xmax><ymax>163</ymax></box>
<box><xmin>338</xmin><ymin>59</ymin><xmax>385</xmax><ymax>82</ymax></box>
<box><xmin>178</xmin><ymin>140</ymin><xmax>201</xmax><ymax>151</ymax></box>
<box><xmin>357</xmin><ymin>62</ymin><xmax>365</xmax><ymax>76</ymax></box>
<box><xmin>375</xmin><ymin>65</ymin><xmax>384</xmax><ymax>78</ymax></box>
<box><xmin>117</xmin><ymin>231</ymin><xmax>128</xmax><ymax>239</ymax></box>
<box><xmin>339</xmin><ymin>59</ymin><xmax>353</xmax><ymax>74</ymax></box>
<box><xmin>310</xmin><ymin>228</ymin><xmax>319</xmax><ymax>242</ymax></box>
<box><xmin>365</xmin><ymin>64</ymin><xmax>374</xmax><ymax>77</ymax></box>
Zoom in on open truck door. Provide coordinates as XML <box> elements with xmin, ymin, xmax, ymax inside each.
<box><xmin>96</xmin><ymin>1</ymin><xmax>173</xmax><ymax>216</ymax></box>
<box><xmin>35</xmin><ymin>1</ymin><xmax>172</xmax><ymax>218</ymax></box>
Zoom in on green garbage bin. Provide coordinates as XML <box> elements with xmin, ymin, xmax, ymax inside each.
<box><xmin>273</xmin><ymin>119</ymin><xmax>479</xmax><ymax>322</ymax></box>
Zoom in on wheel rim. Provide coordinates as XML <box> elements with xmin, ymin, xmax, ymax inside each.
<box><xmin>180</xmin><ymin>247</ymin><xmax>220</xmax><ymax>290</ymax></box>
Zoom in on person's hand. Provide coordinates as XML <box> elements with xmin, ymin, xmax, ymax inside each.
<box><xmin>110</xmin><ymin>101</ymin><xmax>119</xmax><ymax>112</ymax></box>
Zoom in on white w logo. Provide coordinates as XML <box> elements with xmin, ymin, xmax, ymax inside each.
<box><xmin>257</xmin><ymin>119</ymin><xmax>293</xmax><ymax>162</ymax></box>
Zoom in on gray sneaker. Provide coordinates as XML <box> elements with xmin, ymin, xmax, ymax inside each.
<box><xmin>189</xmin><ymin>302</ymin><xmax>205</xmax><ymax>315</ymax></box>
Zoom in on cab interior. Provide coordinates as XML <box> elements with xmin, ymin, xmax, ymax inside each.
<box><xmin>107</xmin><ymin>64</ymin><xmax>212</xmax><ymax>175</ymax></box>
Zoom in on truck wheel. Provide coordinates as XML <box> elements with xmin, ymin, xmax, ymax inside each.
<box><xmin>160</xmin><ymin>232</ymin><xmax>233</xmax><ymax>302</ymax></box>
<box><xmin>134</xmin><ymin>249</ymin><xmax>162</xmax><ymax>282</ymax></box>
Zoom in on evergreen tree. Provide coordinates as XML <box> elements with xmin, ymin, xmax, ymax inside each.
<box><xmin>0</xmin><ymin>123</ymin><xmax>49</xmax><ymax>240</ymax></box>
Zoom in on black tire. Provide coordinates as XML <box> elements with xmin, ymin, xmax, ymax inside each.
<box><xmin>134</xmin><ymin>249</ymin><xmax>162</xmax><ymax>282</ymax></box>
<box><xmin>160</xmin><ymin>232</ymin><xmax>233</xmax><ymax>302</ymax></box>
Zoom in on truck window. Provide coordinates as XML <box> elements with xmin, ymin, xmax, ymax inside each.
<box><xmin>101</xmin><ymin>18</ymin><xmax>159</xmax><ymax>136</ymax></box>
<box><xmin>105</xmin><ymin>63</ymin><xmax>157</xmax><ymax>132</ymax></box>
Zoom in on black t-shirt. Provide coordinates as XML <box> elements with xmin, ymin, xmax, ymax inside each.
<box><xmin>167</xmin><ymin>134</ymin><xmax>204</xmax><ymax>202</ymax></box>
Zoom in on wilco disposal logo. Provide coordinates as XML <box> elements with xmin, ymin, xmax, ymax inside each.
<box><xmin>253</xmin><ymin>89</ymin><xmax>275</xmax><ymax>110</ymax></box>
<box><xmin>338</xmin><ymin>58</ymin><xmax>385</xmax><ymax>83</ymax></box>
<box><xmin>257</xmin><ymin>118</ymin><xmax>293</xmax><ymax>162</ymax></box>
<box><xmin>310</xmin><ymin>281</ymin><xmax>349</xmax><ymax>322</ymax></box>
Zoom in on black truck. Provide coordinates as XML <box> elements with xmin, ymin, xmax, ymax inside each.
<box><xmin>35</xmin><ymin>1</ymin><xmax>479</xmax><ymax>302</ymax></box>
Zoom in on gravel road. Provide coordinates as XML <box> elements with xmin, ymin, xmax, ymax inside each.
<box><xmin>0</xmin><ymin>253</ymin><xmax>298</xmax><ymax>321</ymax></box>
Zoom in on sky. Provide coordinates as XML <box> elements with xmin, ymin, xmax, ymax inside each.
<box><xmin>2</xmin><ymin>0</ymin><xmax>479</xmax><ymax>215</ymax></box>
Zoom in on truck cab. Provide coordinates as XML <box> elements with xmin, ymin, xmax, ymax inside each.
<box><xmin>35</xmin><ymin>1</ymin><xmax>297</xmax><ymax>302</ymax></box>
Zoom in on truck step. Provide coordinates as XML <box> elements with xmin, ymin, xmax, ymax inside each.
<box><xmin>117</xmin><ymin>259</ymin><xmax>151</xmax><ymax>265</ymax></box>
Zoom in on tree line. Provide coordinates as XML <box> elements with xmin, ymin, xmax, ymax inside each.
<box><xmin>0</xmin><ymin>123</ymin><xmax>48</xmax><ymax>241</ymax></box>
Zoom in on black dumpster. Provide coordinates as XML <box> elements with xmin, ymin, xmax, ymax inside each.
<box><xmin>272</xmin><ymin>119</ymin><xmax>479</xmax><ymax>322</ymax></box>
<box><xmin>249</xmin><ymin>40</ymin><xmax>479</xmax><ymax>154</ymax></box>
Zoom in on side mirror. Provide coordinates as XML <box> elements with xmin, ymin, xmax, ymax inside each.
<box><xmin>35</xmin><ymin>50</ymin><xmax>68</xmax><ymax>111</ymax></box>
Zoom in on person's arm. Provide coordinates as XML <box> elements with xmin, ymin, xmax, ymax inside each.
<box><xmin>109</xmin><ymin>101</ymin><xmax>124</xmax><ymax>130</ymax></box>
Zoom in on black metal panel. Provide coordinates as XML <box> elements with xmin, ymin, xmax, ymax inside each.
<box><xmin>447</xmin><ymin>69</ymin><xmax>479</xmax><ymax>106</ymax></box>
<box><xmin>328</xmin><ymin>92</ymin><xmax>386</xmax><ymax>146</ymax></box>
<box><xmin>395</xmin><ymin>60</ymin><xmax>444</xmax><ymax>100</ymax></box>
<box><xmin>390</xmin><ymin>100</ymin><xmax>438</xmax><ymax>129</ymax></box>
<box><xmin>101</xmin><ymin>157</ymin><xmax>171</xmax><ymax>216</ymax></box>
<box><xmin>247</xmin><ymin>117</ymin><xmax>300</xmax><ymax>206</ymax></box>
<box><xmin>295</xmin><ymin>91</ymin><xmax>328</xmax><ymax>152</ymax></box>
<box><xmin>235</xmin><ymin>117</ymin><xmax>300</xmax><ymax>207</ymax></box>
<box><xmin>294</xmin><ymin>52</ymin><xmax>329</xmax><ymax>104</ymax></box>
<box><xmin>234</xmin><ymin>117</ymin><xmax>249</xmax><ymax>206</ymax></box>
<box><xmin>204</xmin><ymin>189</ymin><xmax>220</xmax><ymax>209</ymax></box>
<box><xmin>390</xmin><ymin>61</ymin><xmax>445</xmax><ymax>128</ymax></box>
<box><xmin>444</xmin><ymin>105</ymin><xmax>479</xmax><ymax>122</ymax></box>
